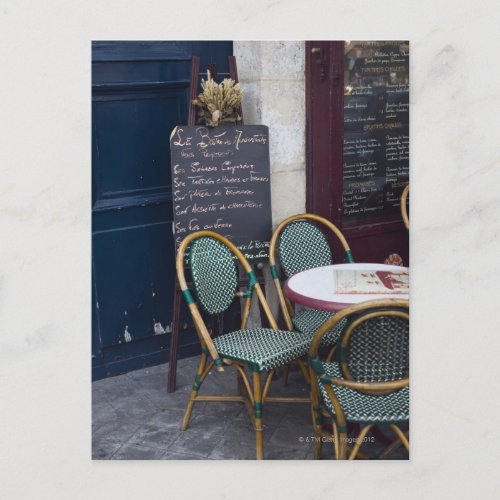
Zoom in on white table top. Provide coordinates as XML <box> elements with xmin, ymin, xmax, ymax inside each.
<box><xmin>284</xmin><ymin>263</ymin><xmax>409</xmax><ymax>312</ymax></box>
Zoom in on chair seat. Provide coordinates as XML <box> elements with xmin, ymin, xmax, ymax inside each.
<box><xmin>213</xmin><ymin>328</ymin><xmax>311</xmax><ymax>372</ymax></box>
<box><xmin>292</xmin><ymin>308</ymin><xmax>346</xmax><ymax>345</ymax></box>
<box><xmin>317</xmin><ymin>362</ymin><xmax>409</xmax><ymax>424</ymax></box>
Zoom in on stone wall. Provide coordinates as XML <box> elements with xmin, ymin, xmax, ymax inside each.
<box><xmin>233</xmin><ymin>41</ymin><xmax>306</xmax><ymax>324</ymax></box>
<box><xmin>234</xmin><ymin>41</ymin><xmax>306</xmax><ymax>226</ymax></box>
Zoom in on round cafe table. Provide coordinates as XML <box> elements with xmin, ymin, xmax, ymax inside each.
<box><xmin>283</xmin><ymin>263</ymin><xmax>409</xmax><ymax>312</ymax></box>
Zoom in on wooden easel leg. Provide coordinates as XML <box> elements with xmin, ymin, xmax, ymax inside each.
<box><xmin>168</xmin><ymin>282</ymin><xmax>181</xmax><ymax>393</ymax></box>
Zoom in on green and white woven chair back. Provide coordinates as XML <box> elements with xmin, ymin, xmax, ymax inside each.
<box><xmin>343</xmin><ymin>314</ymin><xmax>409</xmax><ymax>383</ymax></box>
<box><xmin>189</xmin><ymin>236</ymin><xmax>238</xmax><ymax>315</ymax></box>
<box><xmin>278</xmin><ymin>220</ymin><xmax>332</xmax><ymax>277</ymax></box>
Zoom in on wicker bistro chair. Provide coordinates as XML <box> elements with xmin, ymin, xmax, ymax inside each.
<box><xmin>308</xmin><ymin>299</ymin><xmax>409</xmax><ymax>460</ymax></box>
<box><xmin>269</xmin><ymin>214</ymin><xmax>354</xmax><ymax>354</ymax></box>
<box><xmin>176</xmin><ymin>231</ymin><xmax>311</xmax><ymax>460</ymax></box>
<box><xmin>400</xmin><ymin>183</ymin><xmax>409</xmax><ymax>230</ymax></box>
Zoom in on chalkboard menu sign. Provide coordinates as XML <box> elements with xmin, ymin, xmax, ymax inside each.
<box><xmin>170</xmin><ymin>125</ymin><xmax>272</xmax><ymax>261</ymax></box>
<box><xmin>343</xmin><ymin>41</ymin><xmax>409</xmax><ymax>223</ymax></box>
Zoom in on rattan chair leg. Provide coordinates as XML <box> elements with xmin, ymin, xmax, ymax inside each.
<box><xmin>333</xmin><ymin>421</ymin><xmax>340</xmax><ymax>459</ymax></box>
<box><xmin>235</xmin><ymin>365</ymin><xmax>254</xmax><ymax>405</ymax></box>
<box><xmin>262</xmin><ymin>370</ymin><xmax>275</xmax><ymax>402</ymax></box>
<box><xmin>296</xmin><ymin>359</ymin><xmax>310</xmax><ymax>385</ymax></box>
<box><xmin>370</xmin><ymin>424</ymin><xmax>394</xmax><ymax>445</ymax></box>
<box><xmin>378</xmin><ymin>430</ymin><xmax>408</xmax><ymax>459</ymax></box>
<box><xmin>348</xmin><ymin>424</ymin><xmax>373</xmax><ymax>460</ymax></box>
<box><xmin>337</xmin><ymin>431</ymin><xmax>348</xmax><ymax>460</ymax></box>
<box><xmin>314</xmin><ymin>429</ymin><xmax>323</xmax><ymax>460</ymax></box>
<box><xmin>234</xmin><ymin>367</ymin><xmax>256</xmax><ymax>426</ymax></box>
<box><xmin>181</xmin><ymin>352</ymin><xmax>208</xmax><ymax>431</ymax></box>
<box><xmin>252</xmin><ymin>371</ymin><xmax>264</xmax><ymax>460</ymax></box>
<box><xmin>282</xmin><ymin>364</ymin><xmax>290</xmax><ymax>386</ymax></box>
<box><xmin>181</xmin><ymin>402</ymin><xmax>195</xmax><ymax>431</ymax></box>
<box><xmin>389</xmin><ymin>424</ymin><xmax>410</xmax><ymax>452</ymax></box>
<box><xmin>237</xmin><ymin>369</ymin><xmax>244</xmax><ymax>397</ymax></box>
<box><xmin>309</xmin><ymin>369</ymin><xmax>323</xmax><ymax>459</ymax></box>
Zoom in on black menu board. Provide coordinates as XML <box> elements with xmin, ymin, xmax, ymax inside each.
<box><xmin>343</xmin><ymin>41</ymin><xmax>409</xmax><ymax>223</ymax></box>
<box><xmin>170</xmin><ymin>125</ymin><xmax>272</xmax><ymax>261</ymax></box>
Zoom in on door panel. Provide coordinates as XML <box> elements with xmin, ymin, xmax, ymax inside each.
<box><xmin>93</xmin><ymin>221</ymin><xmax>174</xmax><ymax>348</ymax></box>
<box><xmin>92</xmin><ymin>92</ymin><xmax>181</xmax><ymax>209</ymax></box>
<box><xmin>92</xmin><ymin>41</ymin><xmax>233</xmax><ymax>380</ymax></box>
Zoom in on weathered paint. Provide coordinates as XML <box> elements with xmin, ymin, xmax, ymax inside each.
<box><xmin>124</xmin><ymin>326</ymin><xmax>132</xmax><ymax>343</ymax></box>
<box><xmin>154</xmin><ymin>322</ymin><xmax>171</xmax><ymax>335</ymax></box>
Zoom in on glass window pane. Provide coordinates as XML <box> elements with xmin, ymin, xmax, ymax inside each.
<box><xmin>343</xmin><ymin>41</ymin><xmax>409</xmax><ymax>224</ymax></box>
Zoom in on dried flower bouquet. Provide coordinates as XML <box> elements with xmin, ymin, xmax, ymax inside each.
<box><xmin>192</xmin><ymin>69</ymin><xmax>243</xmax><ymax>127</ymax></box>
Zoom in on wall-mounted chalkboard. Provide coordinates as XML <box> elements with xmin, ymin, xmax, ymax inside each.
<box><xmin>170</xmin><ymin>125</ymin><xmax>272</xmax><ymax>261</ymax></box>
<box><xmin>343</xmin><ymin>41</ymin><xmax>409</xmax><ymax>223</ymax></box>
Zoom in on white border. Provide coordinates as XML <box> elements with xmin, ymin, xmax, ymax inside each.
<box><xmin>1</xmin><ymin>1</ymin><xmax>499</xmax><ymax>498</ymax></box>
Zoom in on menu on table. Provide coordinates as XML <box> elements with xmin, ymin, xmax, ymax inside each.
<box><xmin>334</xmin><ymin>269</ymin><xmax>409</xmax><ymax>294</ymax></box>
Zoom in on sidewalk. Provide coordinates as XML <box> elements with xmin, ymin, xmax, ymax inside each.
<box><xmin>92</xmin><ymin>356</ymin><xmax>407</xmax><ymax>460</ymax></box>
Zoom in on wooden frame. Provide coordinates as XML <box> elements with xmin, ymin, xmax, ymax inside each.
<box><xmin>305</xmin><ymin>42</ymin><xmax>345</xmax><ymax>228</ymax></box>
<box><xmin>308</xmin><ymin>298</ymin><xmax>410</xmax><ymax>460</ymax></box>
<box><xmin>176</xmin><ymin>230</ymin><xmax>309</xmax><ymax>460</ymax></box>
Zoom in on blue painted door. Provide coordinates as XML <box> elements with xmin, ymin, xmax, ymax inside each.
<box><xmin>92</xmin><ymin>41</ymin><xmax>233</xmax><ymax>380</ymax></box>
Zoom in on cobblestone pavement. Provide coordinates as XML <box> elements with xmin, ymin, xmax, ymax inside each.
<box><xmin>92</xmin><ymin>357</ymin><xmax>408</xmax><ymax>460</ymax></box>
